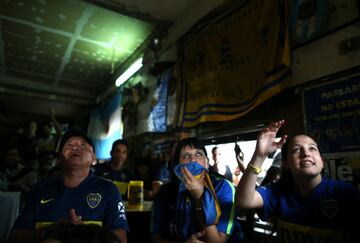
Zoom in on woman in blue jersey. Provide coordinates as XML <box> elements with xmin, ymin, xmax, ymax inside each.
<box><xmin>236</xmin><ymin>120</ymin><xmax>360</xmax><ymax>242</ymax></box>
<box><xmin>151</xmin><ymin>138</ymin><xmax>236</xmax><ymax>243</ymax></box>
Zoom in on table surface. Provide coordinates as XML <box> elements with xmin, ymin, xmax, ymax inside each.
<box><xmin>125</xmin><ymin>200</ymin><xmax>153</xmax><ymax>212</ymax></box>
<box><xmin>125</xmin><ymin>200</ymin><xmax>153</xmax><ymax>243</ymax></box>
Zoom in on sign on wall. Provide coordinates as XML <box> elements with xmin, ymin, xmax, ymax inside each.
<box><xmin>323</xmin><ymin>152</ymin><xmax>360</xmax><ymax>189</ymax></box>
<box><xmin>303</xmin><ymin>74</ymin><xmax>360</xmax><ymax>153</ymax></box>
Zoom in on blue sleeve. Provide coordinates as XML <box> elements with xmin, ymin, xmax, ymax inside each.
<box><xmin>214</xmin><ymin>180</ymin><xmax>236</xmax><ymax>235</ymax></box>
<box><xmin>103</xmin><ymin>182</ymin><xmax>129</xmax><ymax>231</ymax></box>
<box><xmin>154</xmin><ymin>166</ymin><xmax>169</xmax><ymax>182</ymax></box>
<box><xmin>12</xmin><ymin>184</ymin><xmax>38</xmax><ymax>230</ymax></box>
<box><xmin>202</xmin><ymin>187</ymin><xmax>217</xmax><ymax>226</ymax></box>
<box><xmin>256</xmin><ymin>182</ymin><xmax>281</xmax><ymax>221</ymax></box>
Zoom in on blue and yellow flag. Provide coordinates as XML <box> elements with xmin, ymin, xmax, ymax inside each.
<box><xmin>175</xmin><ymin>0</ymin><xmax>292</xmax><ymax>128</ymax></box>
<box><xmin>173</xmin><ymin>162</ymin><xmax>221</xmax><ymax>240</ymax></box>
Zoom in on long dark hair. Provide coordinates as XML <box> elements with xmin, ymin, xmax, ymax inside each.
<box><xmin>156</xmin><ymin>138</ymin><xmax>208</xmax><ymax>198</ymax></box>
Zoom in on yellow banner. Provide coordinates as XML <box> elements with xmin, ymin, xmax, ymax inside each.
<box><xmin>175</xmin><ymin>0</ymin><xmax>292</xmax><ymax>128</ymax></box>
<box><xmin>277</xmin><ymin>218</ymin><xmax>347</xmax><ymax>243</ymax></box>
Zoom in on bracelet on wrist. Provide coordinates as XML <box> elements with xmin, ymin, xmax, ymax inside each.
<box><xmin>246</xmin><ymin>164</ymin><xmax>262</xmax><ymax>175</ymax></box>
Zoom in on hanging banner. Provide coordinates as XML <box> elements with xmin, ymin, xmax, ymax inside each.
<box><xmin>303</xmin><ymin>74</ymin><xmax>360</xmax><ymax>153</ymax></box>
<box><xmin>148</xmin><ymin>69</ymin><xmax>170</xmax><ymax>132</ymax></box>
<box><xmin>87</xmin><ymin>92</ymin><xmax>122</xmax><ymax>160</ymax></box>
<box><xmin>175</xmin><ymin>0</ymin><xmax>292</xmax><ymax>128</ymax></box>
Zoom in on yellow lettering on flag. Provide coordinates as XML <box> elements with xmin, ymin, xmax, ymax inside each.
<box><xmin>277</xmin><ymin>218</ymin><xmax>348</xmax><ymax>243</ymax></box>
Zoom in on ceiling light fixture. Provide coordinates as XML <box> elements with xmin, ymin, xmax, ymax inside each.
<box><xmin>115</xmin><ymin>57</ymin><xmax>143</xmax><ymax>87</ymax></box>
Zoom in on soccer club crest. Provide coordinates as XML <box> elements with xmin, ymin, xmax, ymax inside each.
<box><xmin>87</xmin><ymin>193</ymin><xmax>102</xmax><ymax>209</ymax></box>
<box><xmin>320</xmin><ymin>199</ymin><xmax>339</xmax><ymax>219</ymax></box>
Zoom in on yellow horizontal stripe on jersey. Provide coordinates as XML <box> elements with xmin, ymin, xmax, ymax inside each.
<box><xmin>35</xmin><ymin>221</ymin><xmax>102</xmax><ymax>229</ymax></box>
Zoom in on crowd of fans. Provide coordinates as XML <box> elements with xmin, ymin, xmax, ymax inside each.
<box><xmin>1</xmin><ymin>118</ymin><xmax>359</xmax><ymax>243</ymax></box>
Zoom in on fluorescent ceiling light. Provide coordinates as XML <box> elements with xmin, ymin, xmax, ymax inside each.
<box><xmin>115</xmin><ymin>57</ymin><xmax>143</xmax><ymax>87</ymax></box>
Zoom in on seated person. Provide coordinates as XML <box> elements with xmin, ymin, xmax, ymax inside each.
<box><xmin>151</xmin><ymin>155</ymin><xmax>170</xmax><ymax>198</ymax></box>
<box><xmin>8</xmin><ymin>130</ymin><xmax>128</xmax><ymax>243</ymax></box>
<box><xmin>236</xmin><ymin>120</ymin><xmax>360</xmax><ymax>242</ymax></box>
<box><xmin>1</xmin><ymin>146</ymin><xmax>37</xmax><ymax>200</ymax></box>
<box><xmin>133</xmin><ymin>157</ymin><xmax>153</xmax><ymax>200</ymax></box>
<box><xmin>36</xmin><ymin>151</ymin><xmax>57</xmax><ymax>181</ymax></box>
<box><xmin>93</xmin><ymin>139</ymin><xmax>135</xmax><ymax>198</ymax></box>
<box><xmin>132</xmin><ymin>155</ymin><xmax>170</xmax><ymax>200</ymax></box>
<box><xmin>151</xmin><ymin>138</ymin><xmax>236</xmax><ymax>243</ymax></box>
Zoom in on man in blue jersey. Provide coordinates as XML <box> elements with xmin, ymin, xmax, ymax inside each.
<box><xmin>9</xmin><ymin>130</ymin><xmax>128</xmax><ymax>243</ymax></box>
<box><xmin>93</xmin><ymin>139</ymin><xmax>135</xmax><ymax>198</ymax></box>
<box><xmin>151</xmin><ymin>138</ymin><xmax>236</xmax><ymax>243</ymax></box>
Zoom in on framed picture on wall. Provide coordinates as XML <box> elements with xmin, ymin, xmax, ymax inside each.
<box><xmin>290</xmin><ymin>0</ymin><xmax>360</xmax><ymax>46</ymax></box>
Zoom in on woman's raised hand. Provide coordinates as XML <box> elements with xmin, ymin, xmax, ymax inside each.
<box><xmin>255</xmin><ymin>120</ymin><xmax>287</xmax><ymax>158</ymax></box>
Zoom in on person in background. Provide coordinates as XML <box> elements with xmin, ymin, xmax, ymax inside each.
<box><xmin>0</xmin><ymin>146</ymin><xmax>37</xmax><ymax>200</ymax></box>
<box><xmin>35</xmin><ymin>109</ymin><xmax>62</xmax><ymax>157</ymax></box>
<box><xmin>233</xmin><ymin>142</ymin><xmax>246</xmax><ymax>187</ymax></box>
<box><xmin>151</xmin><ymin>153</ymin><xmax>170</xmax><ymax>198</ymax></box>
<box><xmin>36</xmin><ymin>151</ymin><xmax>57</xmax><ymax>181</ymax></box>
<box><xmin>260</xmin><ymin>152</ymin><xmax>281</xmax><ymax>187</ymax></box>
<box><xmin>21</xmin><ymin>121</ymin><xmax>38</xmax><ymax>165</ymax></box>
<box><xmin>151</xmin><ymin>138</ymin><xmax>236</xmax><ymax>243</ymax></box>
<box><xmin>8</xmin><ymin>130</ymin><xmax>128</xmax><ymax>243</ymax></box>
<box><xmin>133</xmin><ymin>156</ymin><xmax>153</xmax><ymax>200</ymax></box>
<box><xmin>236</xmin><ymin>120</ymin><xmax>360</xmax><ymax>242</ymax></box>
<box><xmin>209</xmin><ymin>146</ymin><xmax>233</xmax><ymax>182</ymax></box>
<box><xmin>93</xmin><ymin>139</ymin><xmax>135</xmax><ymax>199</ymax></box>
<box><xmin>133</xmin><ymin>153</ymin><xmax>170</xmax><ymax>200</ymax></box>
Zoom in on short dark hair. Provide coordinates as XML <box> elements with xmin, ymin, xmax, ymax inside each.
<box><xmin>111</xmin><ymin>139</ymin><xmax>128</xmax><ymax>151</ymax></box>
<box><xmin>211</xmin><ymin>146</ymin><xmax>218</xmax><ymax>154</ymax></box>
<box><xmin>173</xmin><ymin>137</ymin><xmax>207</xmax><ymax>165</ymax></box>
<box><xmin>58</xmin><ymin>130</ymin><xmax>95</xmax><ymax>153</ymax></box>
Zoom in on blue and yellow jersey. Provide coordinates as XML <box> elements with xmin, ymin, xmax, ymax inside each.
<box><xmin>13</xmin><ymin>174</ymin><xmax>129</xmax><ymax>231</ymax></box>
<box><xmin>93</xmin><ymin>162</ymin><xmax>135</xmax><ymax>197</ymax></box>
<box><xmin>256</xmin><ymin>177</ymin><xmax>360</xmax><ymax>242</ymax></box>
<box><xmin>151</xmin><ymin>173</ymin><xmax>236</xmax><ymax>241</ymax></box>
